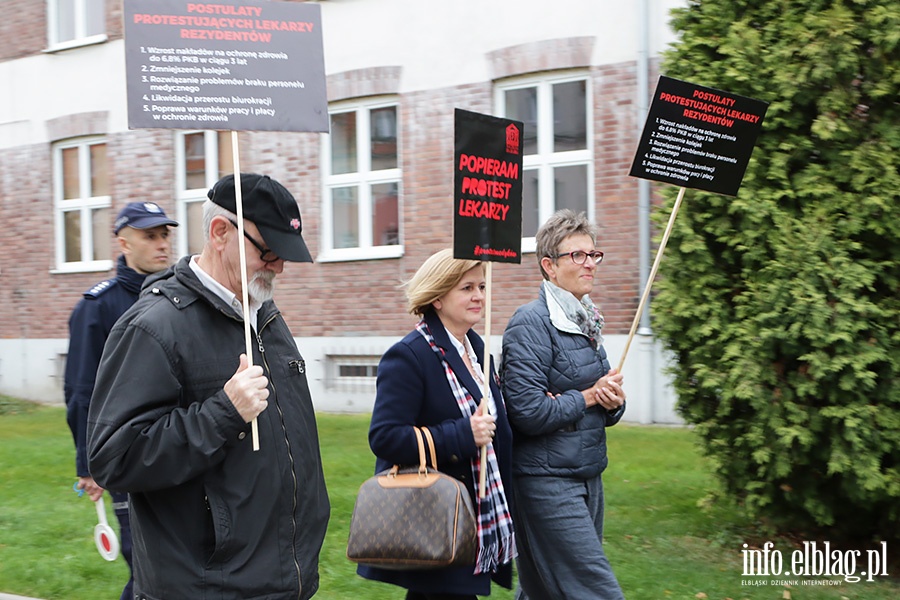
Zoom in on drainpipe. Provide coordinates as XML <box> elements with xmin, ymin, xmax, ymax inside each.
<box><xmin>635</xmin><ymin>0</ymin><xmax>655</xmax><ymax>423</ymax></box>
<box><xmin>637</xmin><ymin>0</ymin><xmax>652</xmax><ymax>335</ymax></box>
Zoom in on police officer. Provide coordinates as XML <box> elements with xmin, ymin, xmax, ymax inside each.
<box><xmin>64</xmin><ymin>201</ymin><xmax>177</xmax><ymax>600</ymax></box>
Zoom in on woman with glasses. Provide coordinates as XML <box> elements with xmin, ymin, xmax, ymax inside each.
<box><xmin>500</xmin><ymin>209</ymin><xmax>626</xmax><ymax>599</ymax></box>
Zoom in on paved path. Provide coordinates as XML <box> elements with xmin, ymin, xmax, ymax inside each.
<box><xmin>0</xmin><ymin>593</ymin><xmax>44</xmax><ymax>600</ymax></box>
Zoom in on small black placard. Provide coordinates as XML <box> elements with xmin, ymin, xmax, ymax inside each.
<box><xmin>629</xmin><ymin>76</ymin><xmax>769</xmax><ymax>196</ymax></box>
<box><xmin>453</xmin><ymin>109</ymin><xmax>524</xmax><ymax>263</ymax></box>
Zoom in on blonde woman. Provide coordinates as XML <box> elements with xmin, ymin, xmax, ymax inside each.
<box><xmin>358</xmin><ymin>249</ymin><xmax>516</xmax><ymax>599</ymax></box>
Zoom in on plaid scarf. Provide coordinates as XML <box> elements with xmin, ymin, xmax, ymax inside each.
<box><xmin>416</xmin><ymin>320</ymin><xmax>516</xmax><ymax>574</ymax></box>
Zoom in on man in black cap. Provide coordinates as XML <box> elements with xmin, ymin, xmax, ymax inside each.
<box><xmin>87</xmin><ymin>174</ymin><xmax>330</xmax><ymax>600</ymax></box>
<box><xmin>65</xmin><ymin>201</ymin><xmax>178</xmax><ymax>600</ymax></box>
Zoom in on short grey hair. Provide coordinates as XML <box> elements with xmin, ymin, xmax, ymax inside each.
<box><xmin>202</xmin><ymin>199</ymin><xmax>237</xmax><ymax>242</ymax></box>
<box><xmin>535</xmin><ymin>209</ymin><xmax>597</xmax><ymax>280</ymax></box>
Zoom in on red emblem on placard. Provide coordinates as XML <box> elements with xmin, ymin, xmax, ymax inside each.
<box><xmin>506</xmin><ymin>124</ymin><xmax>520</xmax><ymax>154</ymax></box>
<box><xmin>290</xmin><ymin>218</ymin><xmax>301</xmax><ymax>230</ymax></box>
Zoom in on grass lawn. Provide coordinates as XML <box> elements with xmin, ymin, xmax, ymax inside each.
<box><xmin>1</xmin><ymin>396</ymin><xmax>897</xmax><ymax>599</ymax></box>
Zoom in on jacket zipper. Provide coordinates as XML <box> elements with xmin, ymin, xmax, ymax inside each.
<box><xmin>256</xmin><ymin>317</ymin><xmax>303</xmax><ymax>599</ymax></box>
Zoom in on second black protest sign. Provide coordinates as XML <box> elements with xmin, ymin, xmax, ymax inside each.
<box><xmin>453</xmin><ymin>109</ymin><xmax>523</xmax><ymax>263</ymax></box>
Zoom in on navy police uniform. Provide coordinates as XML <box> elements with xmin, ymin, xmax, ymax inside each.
<box><xmin>64</xmin><ymin>254</ymin><xmax>145</xmax><ymax>600</ymax></box>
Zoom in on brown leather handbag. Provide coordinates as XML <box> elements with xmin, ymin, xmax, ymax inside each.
<box><xmin>347</xmin><ymin>426</ymin><xmax>477</xmax><ymax>570</ymax></box>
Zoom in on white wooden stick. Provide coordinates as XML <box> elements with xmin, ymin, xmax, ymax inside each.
<box><xmin>617</xmin><ymin>186</ymin><xmax>687</xmax><ymax>373</ymax></box>
<box><xmin>478</xmin><ymin>261</ymin><xmax>492</xmax><ymax>499</ymax></box>
<box><xmin>231</xmin><ymin>131</ymin><xmax>260</xmax><ymax>451</ymax></box>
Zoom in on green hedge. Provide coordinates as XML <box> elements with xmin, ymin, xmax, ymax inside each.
<box><xmin>652</xmin><ymin>0</ymin><xmax>900</xmax><ymax>541</ymax></box>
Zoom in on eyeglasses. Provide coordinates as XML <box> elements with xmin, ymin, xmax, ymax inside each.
<box><xmin>228</xmin><ymin>219</ymin><xmax>281</xmax><ymax>263</ymax></box>
<box><xmin>552</xmin><ymin>250</ymin><xmax>604</xmax><ymax>265</ymax></box>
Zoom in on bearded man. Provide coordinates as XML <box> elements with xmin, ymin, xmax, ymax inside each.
<box><xmin>87</xmin><ymin>173</ymin><xmax>330</xmax><ymax>600</ymax></box>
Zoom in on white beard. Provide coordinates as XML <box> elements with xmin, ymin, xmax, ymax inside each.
<box><xmin>248</xmin><ymin>270</ymin><xmax>276</xmax><ymax>303</ymax></box>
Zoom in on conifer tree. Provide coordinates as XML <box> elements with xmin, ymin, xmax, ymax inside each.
<box><xmin>652</xmin><ymin>0</ymin><xmax>900</xmax><ymax>540</ymax></box>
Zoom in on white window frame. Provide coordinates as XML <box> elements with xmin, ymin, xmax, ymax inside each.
<box><xmin>494</xmin><ymin>72</ymin><xmax>594</xmax><ymax>253</ymax></box>
<box><xmin>53</xmin><ymin>136</ymin><xmax>112</xmax><ymax>273</ymax></box>
<box><xmin>319</xmin><ymin>97</ymin><xmax>403</xmax><ymax>262</ymax></box>
<box><xmin>326</xmin><ymin>355</ymin><xmax>380</xmax><ymax>392</ymax></box>
<box><xmin>46</xmin><ymin>0</ymin><xmax>107</xmax><ymax>52</ymax></box>
<box><xmin>174</xmin><ymin>130</ymin><xmax>226</xmax><ymax>258</ymax></box>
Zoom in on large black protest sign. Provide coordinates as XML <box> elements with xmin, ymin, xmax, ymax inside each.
<box><xmin>124</xmin><ymin>0</ymin><xmax>327</xmax><ymax>132</ymax></box>
<box><xmin>453</xmin><ymin>109</ymin><xmax>523</xmax><ymax>263</ymax></box>
<box><xmin>629</xmin><ymin>76</ymin><xmax>768</xmax><ymax>196</ymax></box>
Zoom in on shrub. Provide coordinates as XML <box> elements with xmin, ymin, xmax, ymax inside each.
<box><xmin>651</xmin><ymin>0</ymin><xmax>900</xmax><ymax>541</ymax></box>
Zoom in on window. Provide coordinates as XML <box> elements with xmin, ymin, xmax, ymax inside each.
<box><xmin>175</xmin><ymin>131</ymin><xmax>233</xmax><ymax>257</ymax></box>
<box><xmin>495</xmin><ymin>75</ymin><xmax>592</xmax><ymax>250</ymax></box>
<box><xmin>338</xmin><ymin>364</ymin><xmax>378</xmax><ymax>378</ymax></box>
<box><xmin>321</xmin><ymin>99</ymin><xmax>401</xmax><ymax>261</ymax></box>
<box><xmin>47</xmin><ymin>0</ymin><xmax>106</xmax><ymax>49</ymax></box>
<box><xmin>326</xmin><ymin>356</ymin><xmax>380</xmax><ymax>392</ymax></box>
<box><xmin>53</xmin><ymin>137</ymin><xmax>111</xmax><ymax>271</ymax></box>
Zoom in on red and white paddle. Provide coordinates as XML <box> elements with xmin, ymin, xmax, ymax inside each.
<box><xmin>93</xmin><ymin>495</ymin><xmax>120</xmax><ymax>562</ymax></box>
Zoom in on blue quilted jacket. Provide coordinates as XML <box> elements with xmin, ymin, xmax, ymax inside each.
<box><xmin>500</xmin><ymin>284</ymin><xmax>625</xmax><ymax>479</ymax></box>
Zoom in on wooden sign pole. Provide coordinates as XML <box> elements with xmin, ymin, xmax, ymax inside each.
<box><xmin>617</xmin><ymin>186</ymin><xmax>687</xmax><ymax>373</ymax></box>
<box><xmin>231</xmin><ymin>131</ymin><xmax>260</xmax><ymax>451</ymax></box>
<box><xmin>478</xmin><ymin>262</ymin><xmax>493</xmax><ymax>499</ymax></box>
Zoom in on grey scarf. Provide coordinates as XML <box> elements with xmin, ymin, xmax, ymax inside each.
<box><xmin>543</xmin><ymin>280</ymin><xmax>605</xmax><ymax>349</ymax></box>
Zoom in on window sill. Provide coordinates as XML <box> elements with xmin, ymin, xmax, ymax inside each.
<box><xmin>316</xmin><ymin>245</ymin><xmax>403</xmax><ymax>263</ymax></box>
<box><xmin>51</xmin><ymin>259</ymin><xmax>114</xmax><ymax>274</ymax></box>
<box><xmin>44</xmin><ymin>34</ymin><xmax>109</xmax><ymax>54</ymax></box>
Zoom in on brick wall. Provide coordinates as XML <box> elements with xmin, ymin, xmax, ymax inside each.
<box><xmin>1</xmin><ymin>65</ymin><xmax>648</xmax><ymax>342</ymax></box>
<box><xmin>594</xmin><ymin>62</ymin><xmax>643</xmax><ymax>333</ymax></box>
<box><xmin>0</xmin><ymin>0</ymin><xmax>126</xmax><ymax>61</ymax></box>
<box><xmin>0</xmin><ymin>1</ymin><xmax>47</xmax><ymax>60</ymax></box>
<box><xmin>1</xmin><ymin>0</ymin><xmax>660</xmax><ymax>345</ymax></box>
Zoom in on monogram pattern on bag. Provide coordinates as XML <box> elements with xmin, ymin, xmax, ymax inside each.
<box><xmin>347</xmin><ymin>468</ymin><xmax>477</xmax><ymax>570</ymax></box>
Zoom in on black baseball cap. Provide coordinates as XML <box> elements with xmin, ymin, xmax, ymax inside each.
<box><xmin>208</xmin><ymin>173</ymin><xmax>313</xmax><ymax>263</ymax></box>
<box><xmin>114</xmin><ymin>202</ymin><xmax>178</xmax><ymax>234</ymax></box>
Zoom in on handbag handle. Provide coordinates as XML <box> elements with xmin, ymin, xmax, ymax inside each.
<box><xmin>413</xmin><ymin>426</ymin><xmax>427</xmax><ymax>475</ymax></box>
<box><xmin>387</xmin><ymin>426</ymin><xmax>439</xmax><ymax>478</ymax></box>
<box><xmin>419</xmin><ymin>426</ymin><xmax>439</xmax><ymax>471</ymax></box>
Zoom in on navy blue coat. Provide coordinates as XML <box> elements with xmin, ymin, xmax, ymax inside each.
<box><xmin>65</xmin><ymin>255</ymin><xmax>146</xmax><ymax>479</ymax></box>
<box><xmin>357</xmin><ymin>309</ymin><xmax>514</xmax><ymax>595</ymax></box>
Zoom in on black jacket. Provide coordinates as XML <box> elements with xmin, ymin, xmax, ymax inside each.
<box><xmin>88</xmin><ymin>256</ymin><xmax>330</xmax><ymax>600</ymax></box>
